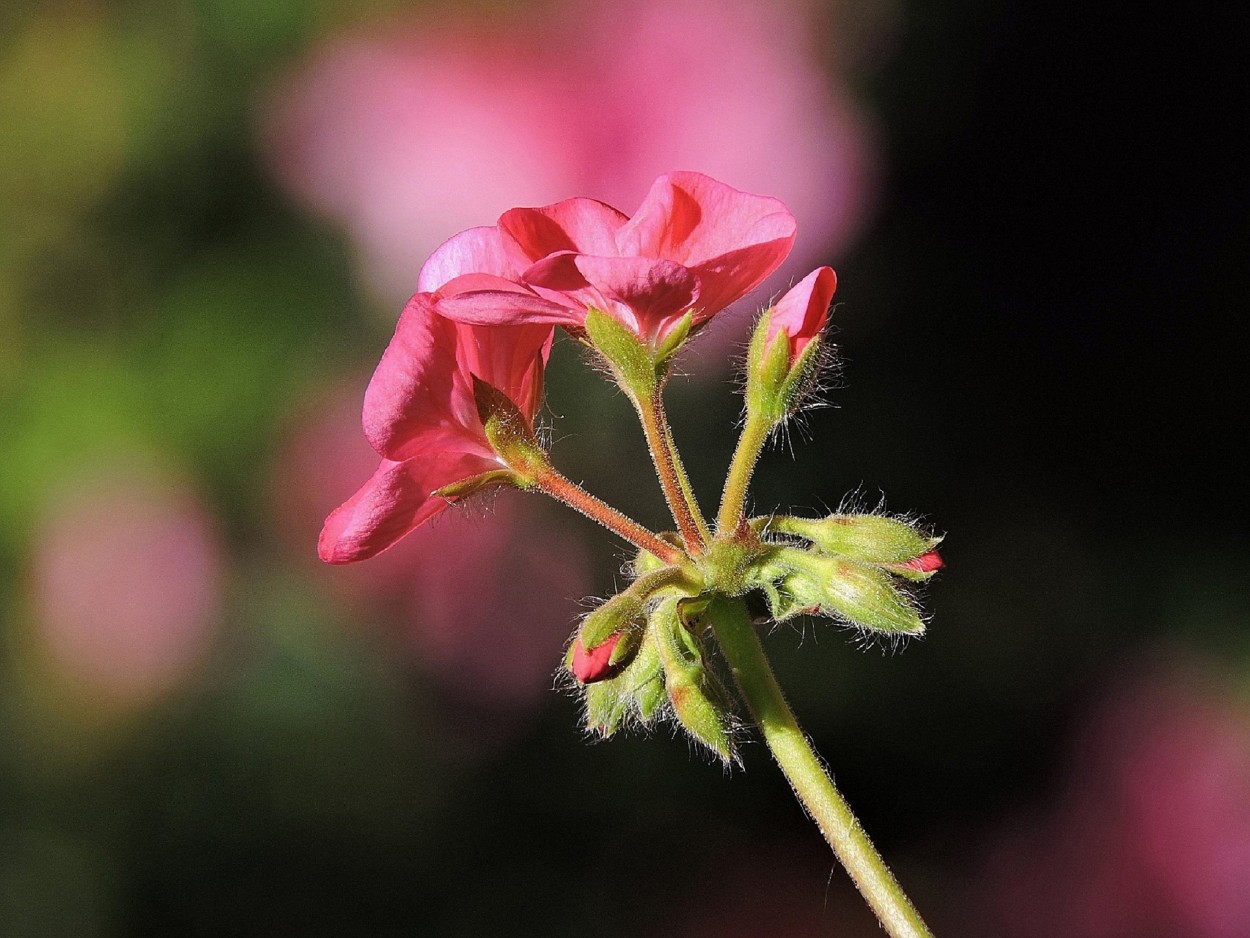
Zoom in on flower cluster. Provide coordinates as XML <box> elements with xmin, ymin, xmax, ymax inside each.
<box><xmin>321</xmin><ymin>170</ymin><xmax>942</xmax><ymax>936</ymax></box>
<box><xmin>321</xmin><ymin>171</ymin><xmax>941</xmax><ymax>761</ymax></box>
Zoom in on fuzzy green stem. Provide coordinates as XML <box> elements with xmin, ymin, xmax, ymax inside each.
<box><xmin>635</xmin><ymin>388</ymin><xmax>708</xmax><ymax>555</ymax></box>
<box><xmin>705</xmin><ymin>595</ymin><xmax>934</xmax><ymax>938</ymax></box>
<box><xmin>534</xmin><ymin>468</ymin><xmax>685</xmax><ymax>568</ymax></box>
<box><xmin>716</xmin><ymin>411</ymin><xmax>772</xmax><ymax>535</ymax></box>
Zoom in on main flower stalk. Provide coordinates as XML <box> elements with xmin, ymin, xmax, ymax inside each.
<box><xmin>704</xmin><ymin>596</ymin><xmax>934</xmax><ymax>938</ymax></box>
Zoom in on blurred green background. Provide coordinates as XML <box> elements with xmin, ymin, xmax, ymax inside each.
<box><xmin>2</xmin><ymin>1</ymin><xmax>1247</xmax><ymax>935</ymax></box>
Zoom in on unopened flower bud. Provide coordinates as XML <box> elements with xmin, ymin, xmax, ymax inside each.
<box><xmin>768</xmin><ymin>267</ymin><xmax>837</xmax><ymax>364</ymax></box>
<box><xmin>883</xmin><ymin>548</ymin><xmax>945</xmax><ymax>581</ymax></box>
<box><xmin>771</xmin><ymin>513</ymin><xmax>942</xmax><ymax>571</ymax></box>
<box><xmin>652</xmin><ymin>597</ymin><xmax>735</xmax><ymax>761</ymax></box>
<box><xmin>744</xmin><ymin>267</ymin><xmax>836</xmax><ymax>425</ymax></box>
<box><xmin>581</xmin><ymin>618</ymin><xmax>665</xmax><ymax>735</ymax></box>
<box><xmin>767</xmin><ymin>549</ymin><xmax>926</xmax><ymax>635</ymax></box>
<box><xmin>570</xmin><ymin>634</ymin><xmax>624</xmax><ymax>684</ymax></box>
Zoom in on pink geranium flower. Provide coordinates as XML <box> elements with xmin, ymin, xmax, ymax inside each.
<box><xmin>437</xmin><ymin>171</ymin><xmax>797</xmax><ymax>346</ymax></box>
<box><xmin>319</xmin><ymin>229</ymin><xmax>554</xmax><ymax>563</ymax></box>
<box><xmin>768</xmin><ymin>266</ymin><xmax>837</xmax><ymax>364</ymax></box>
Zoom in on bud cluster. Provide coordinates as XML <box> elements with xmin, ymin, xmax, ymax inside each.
<box><xmin>565</xmin><ymin>513</ymin><xmax>941</xmax><ymax>760</ymax></box>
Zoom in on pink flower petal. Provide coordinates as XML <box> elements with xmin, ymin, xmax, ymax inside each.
<box><xmin>318</xmin><ymin>451</ymin><xmax>500</xmax><ymax>563</ymax></box>
<box><xmin>435</xmin><ymin>281</ymin><xmax>584</xmax><ymax>327</ymax></box>
<box><xmin>499</xmin><ymin>197</ymin><xmax>630</xmax><ymax>261</ymax></box>
<box><xmin>617</xmin><ymin>171</ymin><xmax>793</xmax><ymax>261</ymax></box>
<box><xmin>363</xmin><ymin>294</ymin><xmax>467</xmax><ymax>460</ymax></box>
<box><xmin>687</xmin><ymin>235</ymin><xmax>797</xmax><ymax>321</ymax></box>
<box><xmin>524</xmin><ymin>252</ymin><xmax>698</xmax><ymax>339</ymax></box>
<box><xmin>769</xmin><ymin>266</ymin><xmax>837</xmax><ymax>359</ymax></box>
<box><xmin>364</xmin><ymin>293</ymin><xmax>555</xmax><ymax>462</ymax></box>
<box><xmin>452</xmin><ymin>318</ymin><xmax>555</xmax><ymax>422</ymax></box>
<box><xmin>615</xmin><ymin>171</ymin><xmax>796</xmax><ymax>314</ymax></box>
<box><xmin>417</xmin><ymin>225</ymin><xmax>532</xmax><ymax>292</ymax></box>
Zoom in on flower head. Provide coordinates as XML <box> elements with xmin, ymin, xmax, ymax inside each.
<box><xmin>319</xmin><ymin>230</ymin><xmax>554</xmax><ymax>563</ymax></box>
<box><xmin>437</xmin><ymin>171</ymin><xmax>796</xmax><ymax>347</ymax></box>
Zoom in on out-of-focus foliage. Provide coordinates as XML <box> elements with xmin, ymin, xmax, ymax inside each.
<box><xmin>2</xmin><ymin>0</ymin><xmax>1247</xmax><ymax>935</ymax></box>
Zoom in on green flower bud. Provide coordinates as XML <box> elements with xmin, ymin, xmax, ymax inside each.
<box><xmin>580</xmin><ymin>625</ymin><xmax>663</xmax><ymax>736</ymax></box>
<box><xmin>766</xmin><ymin>549</ymin><xmax>926</xmax><ymax>635</ymax></box>
<box><xmin>768</xmin><ymin>513</ymin><xmax>942</xmax><ymax>570</ymax></box>
<box><xmin>576</xmin><ymin>591</ymin><xmax>647</xmax><ymax>656</ymax></box>
<box><xmin>653</xmin><ymin>597</ymin><xmax>735</xmax><ymax>761</ymax></box>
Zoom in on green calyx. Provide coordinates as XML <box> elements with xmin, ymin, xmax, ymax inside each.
<box><xmin>472</xmin><ymin>376</ymin><xmax>548</xmax><ymax>484</ymax></box>
<box><xmin>744</xmin><ymin>310</ymin><xmax>823</xmax><ymax>427</ymax></box>
<box><xmin>584</xmin><ymin>308</ymin><xmax>694</xmax><ymax>401</ymax></box>
<box><xmin>655</xmin><ymin>596</ymin><xmax>735</xmax><ymax>761</ymax></box>
<box><xmin>570</xmin><ymin>565</ymin><xmax>694</xmax><ymax>657</ymax></box>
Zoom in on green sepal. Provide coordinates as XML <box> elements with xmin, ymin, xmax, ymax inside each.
<box><xmin>884</xmin><ymin>561</ymin><xmax>943</xmax><ymax>583</ymax></box>
<box><xmin>652</xmin><ymin>310</ymin><xmax>695</xmax><ymax>366</ymax></box>
<box><xmin>635</xmin><ymin>669</ymin><xmax>666</xmax><ymax>721</ymax></box>
<box><xmin>770</xmin><ymin>513</ymin><xmax>941</xmax><ymax>566</ymax></box>
<box><xmin>621</xmin><ymin>627</ymin><xmax>664</xmax><ymax>721</ymax></box>
<box><xmin>577</xmin><ymin>593</ymin><xmax>646</xmax><ymax>653</ymax></box>
<box><xmin>584</xmin><ymin>307</ymin><xmax>661</xmax><ymax>399</ymax></box>
<box><xmin>744</xmin><ymin>310</ymin><xmax>823</xmax><ymax>427</ymax></box>
<box><xmin>472</xmin><ymin>376</ymin><xmax>547</xmax><ymax>481</ymax></box>
<box><xmin>432</xmin><ymin>469</ymin><xmax>520</xmax><ymax>501</ymax></box>
<box><xmin>776</xmin><ymin>336</ymin><xmax>822</xmax><ymax>414</ymax></box>
<box><xmin>758</xmin><ymin>578</ymin><xmax>819</xmax><ymax>623</ymax></box>
<box><xmin>584</xmin><ymin>680</ymin><xmax>632</xmax><ymax>736</ymax></box>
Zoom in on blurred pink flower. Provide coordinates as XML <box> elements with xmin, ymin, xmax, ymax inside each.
<box><xmin>28</xmin><ymin>472</ymin><xmax>223</xmax><ymax>705</ymax></box>
<box><xmin>977</xmin><ymin>659</ymin><xmax>1250</xmax><ymax>938</ymax></box>
<box><xmin>261</xmin><ymin>0</ymin><xmax>874</xmax><ymax>320</ymax></box>
<box><xmin>438</xmin><ymin>171</ymin><xmax>796</xmax><ymax>345</ymax></box>
<box><xmin>318</xmin><ymin>230</ymin><xmax>554</xmax><ymax>564</ymax></box>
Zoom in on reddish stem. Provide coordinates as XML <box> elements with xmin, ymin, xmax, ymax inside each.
<box><xmin>534</xmin><ymin>469</ymin><xmax>684</xmax><ymax>567</ymax></box>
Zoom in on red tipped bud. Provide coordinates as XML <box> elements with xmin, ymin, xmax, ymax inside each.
<box><xmin>899</xmin><ymin>550</ymin><xmax>944</xmax><ymax>573</ymax></box>
<box><xmin>570</xmin><ymin>634</ymin><xmax>624</xmax><ymax>684</ymax></box>
<box><xmin>744</xmin><ymin>267</ymin><xmax>836</xmax><ymax>425</ymax></box>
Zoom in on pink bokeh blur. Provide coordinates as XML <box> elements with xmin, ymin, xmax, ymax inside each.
<box><xmin>261</xmin><ymin>0</ymin><xmax>876</xmax><ymax>344</ymax></box>
<box><xmin>978</xmin><ymin>657</ymin><xmax>1250</xmax><ymax>938</ymax></box>
<box><xmin>27</xmin><ymin>469</ymin><xmax>223</xmax><ymax>707</ymax></box>
<box><xmin>275</xmin><ymin>380</ymin><xmax>593</xmax><ymax>712</ymax></box>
